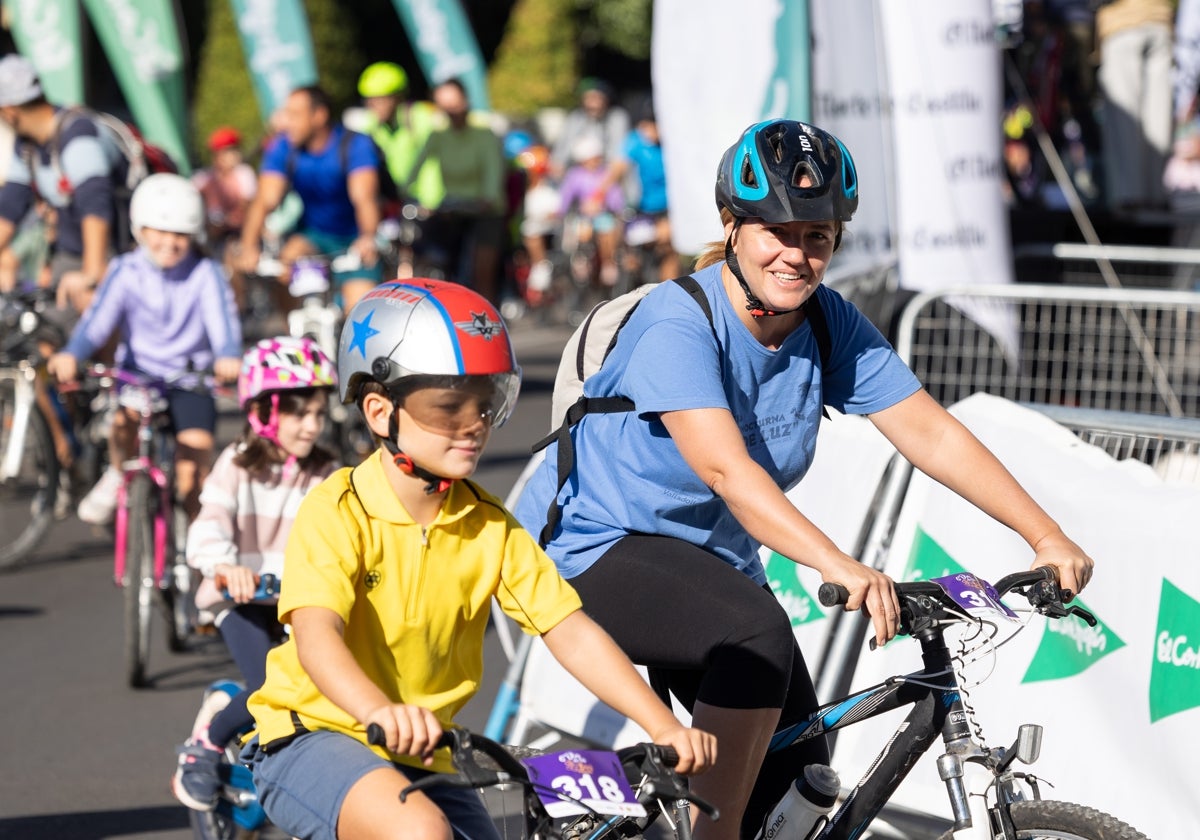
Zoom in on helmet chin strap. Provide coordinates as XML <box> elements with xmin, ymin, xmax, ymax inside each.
<box><xmin>384</xmin><ymin>409</ymin><xmax>453</xmax><ymax>495</ymax></box>
<box><xmin>724</xmin><ymin>218</ymin><xmax>802</xmax><ymax>319</ymax></box>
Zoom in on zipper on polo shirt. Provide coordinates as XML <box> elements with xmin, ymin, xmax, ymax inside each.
<box><xmin>407</xmin><ymin>526</ymin><xmax>429</xmax><ymax>621</ymax></box>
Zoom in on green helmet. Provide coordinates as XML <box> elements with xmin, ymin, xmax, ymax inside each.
<box><xmin>358</xmin><ymin>62</ymin><xmax>407</xmax><ymax>98</ymax></box>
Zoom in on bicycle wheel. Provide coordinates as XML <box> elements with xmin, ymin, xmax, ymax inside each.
<box><xmin>162</xmin><ymin>502</ymin><xmax>192</xmax><ymax>653</ymax></box>
<box><xmin>935</xmin><ymin>800</ymin><xmax>1150</xmax><ymax>840</ymax></box>
<box><xmin>0</xmin><ymin>380</ymin><xmax>60</xmax><ymax>570</ymax></box>
<box><xmin>188</xmin><ymin>806</ymin><xmax>259</xmax><ymax>840</ymax></box>
<box><xmin>124</xmin><ymin>474</ymin><xmax>157</xmax><ymax>688</ymax></box>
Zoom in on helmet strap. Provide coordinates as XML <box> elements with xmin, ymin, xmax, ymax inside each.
<box><xmin>724</xmin><ymin>219</ymin><xmax>801</xmax><ymax>319</ymax></box>
<box><xmin>248</xmin><ymin>393</ymin><xmax>299</xmax><ymax>478</ymax></box>
<box><xmin>384</xmin><ymin>408</ymin><xmax>453</xmax><ymax>495</ymax></box>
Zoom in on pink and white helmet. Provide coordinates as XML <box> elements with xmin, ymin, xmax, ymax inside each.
<box><xmin>238</xmin><ymin>336</ymin><xmax>337</xmax><ymax>409</ymax></box>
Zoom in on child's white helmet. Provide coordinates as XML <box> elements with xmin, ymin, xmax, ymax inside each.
<box><xmin>129</xmin><ymin>173</ymin><xmax>205</xmax><ymax>241</ymax></box>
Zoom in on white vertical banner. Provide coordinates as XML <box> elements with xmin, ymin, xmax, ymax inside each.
<box><xmin>879</xmin><ymin>0</ymin><xmax>1011</xmax><ymax>290</ymax></box>
<box><xmin>651</xmin><ymin>0</ymin><xmax>801</xmax><ymax>256</ymax></box>
<box><xmin>811</xmin><ymin>0</ymin><xmax>896</xmax><ymax>275</ymax></box>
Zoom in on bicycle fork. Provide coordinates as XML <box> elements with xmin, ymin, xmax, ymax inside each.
<box><xmin>113</xmin><ymin>463</ymin><xmax>172</xmax><ymax>588</ymax></box>
<box><xmin>940</xmin><ymin>699</ymin><xmax>1046</xmax><ymax>840</ymax></box>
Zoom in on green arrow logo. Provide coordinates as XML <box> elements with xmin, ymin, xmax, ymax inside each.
<box><xmin>1149</xmin><ymin>578</ymin><xmax>1200</xmax><ymax>723</ymax></box>
<box><xmin>764</xmin><ymin>551</ymin><xmax>823</xmax><ymax>627</ymax></box>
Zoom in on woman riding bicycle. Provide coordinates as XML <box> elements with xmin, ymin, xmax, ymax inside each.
<box><xmin>171</xmin><ymin>336</ymin><xmax>339</xmax><ymax>813</ymax></box>
<box><xmin>46</xmin><ymin>173</ymin><xmax>242</xmax><ymax>525</ymax></box>
<box><xmin>513</xmin><ymin>119</ymin><xmax>1095</xmax><ymax>840</ymax></box>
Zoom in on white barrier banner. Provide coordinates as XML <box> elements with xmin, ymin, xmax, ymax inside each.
<box><xmin>829</xmin><ymin>395</ymin><xmax>1200</xmax><ymax>840</ymax></box>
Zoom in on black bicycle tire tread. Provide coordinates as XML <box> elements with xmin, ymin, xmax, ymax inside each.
<box><xmin>0</xmin><ymin>388</ymin><xmax>59</xmax><ymax>570</ymax></box>
<box><xmin>124</xmin><ymin>475</ymin><xmax>155</xmax><ymax>688</ymax></box>
<box><xmin>935</xmin><ymin>799</ymin><xmax>1150</xmax><ymax>840</ymax></box>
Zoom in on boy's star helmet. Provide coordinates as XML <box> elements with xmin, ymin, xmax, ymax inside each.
<box><xmin>715</xmin><ymin>119</ymin><xmax>858</xmax><ymax>223</ymax></box>
<box><xmin>338</xmin><ymin>279</ymin><xmax>521</xmax><ymax>426</ymax></box>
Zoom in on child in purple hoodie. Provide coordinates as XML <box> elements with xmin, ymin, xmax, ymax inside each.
<box><xmin>48</xmin><ymin>174</ymin><xmax>243</xmax><ymax>525</ymax></box>
<box><xmin>558</xmin><ymin>135</ymin><xmax>625</xmax><ymax>286</ymax></box>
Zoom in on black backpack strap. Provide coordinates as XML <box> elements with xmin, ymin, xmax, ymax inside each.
<box><xmin>802</xmin><ymin>292</ymin><xmax>832</xmax><ymax>418</ymax></box>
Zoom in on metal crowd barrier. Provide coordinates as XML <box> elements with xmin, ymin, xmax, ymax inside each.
<box><xmin>1013</xmin><ymin>241</ymin><xmax>1200</xmax><ymax>291</ymax></box>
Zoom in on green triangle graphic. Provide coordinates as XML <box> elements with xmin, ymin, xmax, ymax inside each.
<box><xmin>1149</xmin><ymin>578</ymin><xmax>1200</xmax><ymax>723</ymax></box>
<box><xmin>904</xmin><ymin>527</ymin><xmax>968</xmax><ymax>582</ymax></box>
<box><xmin>764</xmin><ymin>551</ymin><xmax>824</xmax><ymax>627</ymax></box>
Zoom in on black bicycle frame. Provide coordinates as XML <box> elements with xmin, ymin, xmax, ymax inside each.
<box><xmin>766</xmin><ymin>625</ymin><xmax>964</xmax><ymax>840</ymax></box>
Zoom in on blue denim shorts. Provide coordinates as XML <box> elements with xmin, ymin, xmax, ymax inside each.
<box><xmin>243</xmin><ymin>730</ymin><xmax>500</xmax><ymax>840</ymax></box>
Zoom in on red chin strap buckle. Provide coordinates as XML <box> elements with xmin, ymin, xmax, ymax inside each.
<box><xmin>392</xmin><ymin>452</ymin><xmax>453</xmax><ymax>494</ymax></box>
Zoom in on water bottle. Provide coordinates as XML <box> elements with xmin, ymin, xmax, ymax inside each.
<box><xmin>754</xmin><ymin>763</ymin><xmax>841</xmax><ymax>840</ymax></box>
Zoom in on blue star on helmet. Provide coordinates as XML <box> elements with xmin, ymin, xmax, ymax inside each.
<box><xmin>456</xmin><ymin>311</ymin><xmax>502</xmax><ymax>340</ymax></box>
<box><xmin>348</xmin><ymin>310</ymin><xmax>381</xmax><ymax>357</ymax></box>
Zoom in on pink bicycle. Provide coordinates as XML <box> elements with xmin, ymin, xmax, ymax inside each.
<box><xmin>84</xmin><ymin>364</ymin><xmax>221</xmax><ymax>688</ymax></box>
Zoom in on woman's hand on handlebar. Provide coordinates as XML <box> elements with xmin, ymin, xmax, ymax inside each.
<box><xmin>823</xmin><ymin>556</ymin><xmax>902</xmax><ymax>648</ymax></box>
<box><xmin>645</xmin><ymin>722</ymin><xmax>717</xmax><ymax>776</ymax></box>
<box><xmin>363</xmin><ymin>703</ymin><xmax>443</xmax><ymax>766</ymax></box>
<box><xmin>1029</xmin><ymin>530</ymin><xmax>1094</xmax><ymax>599</ymax></box>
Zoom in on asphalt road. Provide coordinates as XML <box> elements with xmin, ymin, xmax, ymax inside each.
<box><xmin>0</xmin><ymin>316</ymin><xmax>574</xmax><ymax>840</ymax></box>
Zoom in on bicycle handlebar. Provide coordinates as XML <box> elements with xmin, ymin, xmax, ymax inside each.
<box><xmin>818</xmin><ymin>567</ymin><xmax>1097</xmax><ymax>633</ymax></box>
<box><xmin>365</xmin><ymin>723</ymin><xmax>719</xmax><ymax>820</ymax></box>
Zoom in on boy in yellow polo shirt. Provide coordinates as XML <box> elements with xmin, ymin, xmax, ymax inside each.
<box><xmin>245</xmin><ymin>279</ymin><xmax>715</xmax><ymax>840</ymax></box>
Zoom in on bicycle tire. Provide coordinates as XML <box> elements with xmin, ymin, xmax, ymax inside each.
<box><xmin>0</xmin><ymin>381</ymin><xmax>60</xmax><ymax>570</ymax></box>
<box><xmin>935</xmin><ymin>800</ymin><xmax>1150</xmax><ymax>840</ymax></box>
<box><xmin>124</xmin><ymin>474</ymin><xmax>157</xmax><ymax>688</ymax></box>
<box><xmin>163</xmin><ymin>503</ymin><xmax>192</xmax><ymax>653</ymax></box>
<box><xmin>188</xmin><ymin>806</ymin><xmax>259</xmax><ymax>840</ymax></box>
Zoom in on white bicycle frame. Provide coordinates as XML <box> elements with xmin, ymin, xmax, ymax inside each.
<box><xmin>0</xmin><ymin>362</ymin><xmax>39</xmax><ymax>482</ymax></box>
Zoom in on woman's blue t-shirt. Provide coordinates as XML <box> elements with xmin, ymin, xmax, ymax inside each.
<box><xmin>512</xmin><ymin>262</ymin><xmax>922</xmax><ymax>585</ymax></box>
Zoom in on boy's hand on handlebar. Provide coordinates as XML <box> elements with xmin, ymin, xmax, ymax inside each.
<box><xmin>824</xmin><ymin>558</ymin><xmax>902</xmax><ymax>648</ymax></box>
<box><xmin>364</xmin><ymin>704</ymin><xmax>443</xmax><ymax>766</ymax></box>
<box><xmin>645</xmin><ymin>723</ymin><xmax>716</xmax><ymax>776</ymax></box>
<box><xmin>1029</xmin><ymin>531</ymin><xmax>1094</xmax><ymax>599</ymax></box>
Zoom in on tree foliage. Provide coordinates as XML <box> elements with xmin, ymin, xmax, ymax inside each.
<box><xmin>574</xmin><ymin>0</ymin><xmax>652</xmax><ymax>59</ymax></box>
<box><xmin>191</xmin><ymin>0</ymin><xmax>262</xmax><ymax>165</ymax></box>
<box><xmin>487</xmin><ymin>0</ymin><xmax>580</xmax><ymax>117</ymax></box>
<box><xmin>304</xmin><ymin>0</ymin><xmax>364</xmax><ymax>114</ymax></box>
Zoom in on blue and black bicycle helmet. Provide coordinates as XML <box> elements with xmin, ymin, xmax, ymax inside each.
<box><xmin>716</xmin><ymin>120</ymin><xmax>859</xmax><ymax>316</ymax></box>
<box><xmin>716</xmin><ymin>119</ymin><xmax>858</xmax><ymax>222</ymax></box>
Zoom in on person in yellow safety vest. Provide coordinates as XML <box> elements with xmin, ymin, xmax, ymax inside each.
<box><xmin>356</xmin><ymin>61</ymin><xmax>444</xmax><ymax>210</ymax></box>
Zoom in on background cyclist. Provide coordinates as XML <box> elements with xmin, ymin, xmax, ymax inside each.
<box><xmin>46</xmin><ymin>173</ymin><xmax>242</xmax><ymax>525</ymax></box>
<box><xmin>237</xmin><ymin>84</ymin><xmax>384</xmax><ymax>316</ymax></box>
<box><xmin>514</xmin><ymin>119</ymin><xmax>1095</xmax><ymax>840</ymax></box>
<box><xmin>0</xmin><ymin>54</ymin><xmax>123</xmax><ymax>315</ymax></box>
<box><xmin>172</xmin><ymin>336</ymin><xmax>339</xmax><ymax>813</ymax></box>
<box><xmin>354</xmin><ymin>61</ymin><xmax>444</xmax><ymax>211</ymax></box>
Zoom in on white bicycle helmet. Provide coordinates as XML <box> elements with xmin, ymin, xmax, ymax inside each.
<box><xmin>129</xmin><ymin>173</ymin><xmax>205</xmax><ymax>241</ymax></box>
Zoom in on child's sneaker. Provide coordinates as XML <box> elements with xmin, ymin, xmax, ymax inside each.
<box><xmin>76</xmin><ymin>467</ymin><xmax>123</xmax><ymax>526</ymax></box>
<box><xmin>171</xmin><ymin>688</ymin><xmax>231</xmax><ymax>812</ymax></box>
<box><xmin>172</xmin><ymin>738</ymin><xmax>223</xmax><ymax>811</ymax></box>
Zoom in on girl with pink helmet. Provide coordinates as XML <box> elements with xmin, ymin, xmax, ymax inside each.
<box><xmin>171</xmin><ymin>335</ymin><xmax>338</xmax><ymax>813</ymax></box>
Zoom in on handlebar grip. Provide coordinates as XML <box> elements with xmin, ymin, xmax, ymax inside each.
<box><xmin>366</xmin><ymin>722</ymin><xmax>456</xmax><ymax>751</ymax></box>
<box><xmin>657</xmin><ymin>746</ymin><xmax>678</xmax><ymax>768</ymax></box>
<box><xmin>818</xmin><ymin>583</ymin><xmax>851</xmax><ymax>607</ymax></box>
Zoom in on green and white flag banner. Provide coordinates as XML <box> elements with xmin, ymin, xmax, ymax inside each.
<box><xmin>81</xmin><ymin>0</ymin><xmax>189</xmax><ymax>173</ymax></box>
<box><xmin>4</xmin><ymin>0</ymin><xmax>85</xmax><ymax>106</ymax></box>
<box><xmin>389</xmin><ymin>0</ymin><xmax>489</xmax><ymax>111</ymax></box>
<box><xmin>818</xmin><ymin>395</ymin><xmax>1200</xmax><ymax>840</ymax></box>
<box><xmin>227</xmin><ymin>0</ymin><xmax>318</xmax><ymax>124</ymax></box>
